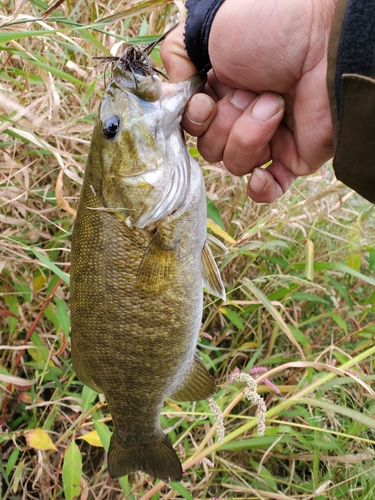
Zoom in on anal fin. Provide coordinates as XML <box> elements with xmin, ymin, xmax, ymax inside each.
<box><xmin>169</xmin><ymin>354</ymin><xmax>216</xmax><ymax>402</ymax></box>
<box><xmin>202</xmin><ymin>240</ymin><xmax>226</xmax><ymax>300</ymax></box>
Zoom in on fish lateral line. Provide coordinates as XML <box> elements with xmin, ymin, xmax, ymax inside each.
<box><xmin>85</xmin><ymin>206</ymin><xmax>135</xmax><ymax>213</ymax></box>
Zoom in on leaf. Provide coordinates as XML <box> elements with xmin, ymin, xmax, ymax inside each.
<box><xmin>6</xmin><ymin>295</ymin><xmax>18</xmax><ymax>334</ymax></box>
<box><xmin>0</xmin><ymin>29</ymin><xmax>60</xmax><ymax>43</ymax></box>
<box><xmin>329</xmin><ymin>312</ymin><xmax>348</xmax><ymax>333</ymax></box>
<box><xmin>206</xmin><ymin>198</ymin><xmax>225</xmax><ymax>229</ymax></box>
<box><xmin>12</xmin><ymin>459</ymin><xmax>25</xmax><ymax>494</ymax></box>
<box><xmin>207</xmin><ymin>219</ymin><xmax>236</xmax><ymax>244</ymax></box>
<box><xmin>346</xmin><ymin>214</ymin><xmax>361</xmax><ymax>272</ymax></box>
<box><xmin>300</xmin><ymin>398</ymin><xmax>375</xmax><ymax>431</ymax></box>
<box><xmin>54</xmin><ymin>297</ymin><xmax>70</xmax><ymax>338</ymax></box>
<box><xmin>304</xmin><ymin>238</ymin><xmax>314</xmax><ymax>280</ymax></box>
<box><xmin>95</xmin><ymin>0</ymin><xmax>172</xmax><ymax>25</ymax></box>
<box><xmin>302</xmin><ymin>262</ymin><xmax>375</xmax><ymax>287</ymax></box>
<box><xmin>0</xmin><ymin>372</ymin><xmax>36</xmax><ymax>387</ymax></box>
<box><xmin>25</xmin><ymin>428</ymin><xmax>57</xmax><ymax>451</ymax></box>
<box><xmin>10</xmin><ymin>50</ymin><xmax>85</xmax><ymax>86</ymax></box>
<box><xmin>29</xmin><ymin>248</ymin><xmax>70</xmax><ymax>284</ymax></box>
<box><xmin>170</xmin><ymin>482</ymin><xmax>194</xmax><ymax>500</ymax></box>
<box><xmin>93</xmin><ymin>420</ymin><xmax>112</xmax><ymax>452</ymax></box>
<box><xmin>118</xmin><ymin>475</ymin><xmax>134</xmax><ymax>498</ymax></box>
<box><xmin>242</xmin><ymin>278</ymin><xmax>306</xmax><ymax>360</ymax></box>
<box><xmin>56</xmin><ymin>168</ymin><xmax>77</xmax><ymax>217</ymax></box>
<box><xmin>33</xmin><ymin>272</ymin><xmax>47</xmax><ymax>291</ymax></box>
<box><xmin>62</xmin><ymin>440</ymin><xmax>82</xmax><ymax>500</ymax></box>
<box><xmin>290</xmin><ymin>292</ymin><xmax>329</xmax><ymax>304</ymax></box>
<box><xmin>78</xmin><ymin>430</ymin><xmax>103</xmax><ymax>447</ymax></box>
<box><xmin>0</xmin><ymin>236</ymin><xmax>70</xmax><ymax>285</ymax></box>
<box><xmin>219</xmin><ymin>307</ymin><xmax>245</xmax><ymax>330</ymax></box>
<box><xmin>6</xmin><ymin>448</ymin><xmax>19</xmax><ymax>476</ymax></box>
<box><xmin>81</xmin><ymin>386</ymin><xmax>97</xmax><ymax>413</ymax></box>
<box><xmin>288</xmin><ymin>325</ymin><xmax>310</xmax><ymax>348</ymax></box>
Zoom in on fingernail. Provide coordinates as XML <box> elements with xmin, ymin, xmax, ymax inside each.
<box><xmin>250</xmin><ymin>168</ymin><xmax>267</xmax><ymax>192</ymax></box>
<box><xmin>230</xmin><ymin>89</ymin><xmax>254</xmax><ymax>110</ymax></box>
<box><xmin>251</xmin><ymin>93</ymin><xmax>284</xmax><ymax>121</ymax></box>
<box><xmin>186</xmin><ymin>95</ymin><xmax>214</xmax><ymax>125</ymax></box>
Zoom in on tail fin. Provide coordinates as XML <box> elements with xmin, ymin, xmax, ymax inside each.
<box><xmin>107</xmin><ymin>432</ymin><xmax>182</xmax><ymax>482</ymax></box>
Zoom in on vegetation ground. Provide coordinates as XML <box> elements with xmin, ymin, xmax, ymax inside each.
<box><xmin>1</xmin><ymin>1</ymin><xmax>375</xmax><ymax>499</ymax></box>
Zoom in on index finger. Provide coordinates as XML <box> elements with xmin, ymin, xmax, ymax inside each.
<box><xmin>160</xmin><ymin>23</ymin><xmax>197</xmax><ymax>82</ymax></box>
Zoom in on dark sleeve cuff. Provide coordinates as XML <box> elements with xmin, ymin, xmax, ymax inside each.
<box><xmin>327</xmin><ymin>0</ymin><xmax>375</xmax><ymax>203</ymax></box>
<box><xmin>184</xmin><ymin>0</ymin><xmax>227</xmax><ymax>74</ymax></box>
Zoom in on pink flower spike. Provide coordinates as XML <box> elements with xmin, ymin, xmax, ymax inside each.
<box><xmin>179</xmin><ymin>443</ymin><xmax>185</xmax><ymax>459</ymax></box>
<box><xmin>263</xmin><ymin>378</ymin><xmax>281</xmax><ymax>395</ymax></box>
<box><xmin>197</xmin><ymin>457</ymin><xmax>215</xmax><ymax>467</ymax></box>
<box><xmin>249</xmin><ymin>366</ymin><xmax>268</xmax><ymax>375</ymax></box>
<box><xmin>200</xmin><ymin>332</ymin><xmax>213</xmax><ymax>341</ymax></box>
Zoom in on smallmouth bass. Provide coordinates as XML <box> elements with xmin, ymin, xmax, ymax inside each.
<box><xmin>70</xmin><ymin>40</ymin><xmax>226</xmax><ymax>482</ymax></box>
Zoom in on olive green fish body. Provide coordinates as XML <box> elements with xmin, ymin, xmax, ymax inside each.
<box><xmin>71</xmin><ymin>50</ymin><xmax>226</xmax><ymax>482</ymax></box>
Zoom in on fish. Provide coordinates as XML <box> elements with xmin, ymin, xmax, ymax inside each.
<box><xmin>70</xmin><ymin>38</ymin><xmax>227</xmax><ymax>483</ymax></box>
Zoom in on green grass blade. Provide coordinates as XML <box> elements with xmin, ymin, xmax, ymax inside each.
<box><xmin>29</xmin><ymin>248</ymin><xmax>70</xmax><ymax>285</ymax></box>
<box><xmin>242</xmin><ymin>278</ymin><xmax>306</xmax><ymax>358</ymax></box>
<box><xmin>300</xmin><ymin>398</ymin><xmax>375</xmax><ymax>430</ymax></box>
<box><xmin>95</xmin><ymin>0</ymin><xmax>173</xmax><ymax>25</ymax></box>
<box><xmin>0</xmin><ymin>29</ymin><xmax>60</xmax><ymax>43</ymax></box>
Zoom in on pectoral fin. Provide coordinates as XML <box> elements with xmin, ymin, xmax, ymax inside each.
<box><xmin>202</xmin><ymin>240</ymin><xmax>226</xmax><ymax>300</ymax></box>
<box><xmin>169</xmin><ymin>354</ymin><xmax>216</xmax><ymax>402</ymax></box>
<box><xmin>137</xmin><ymin>231</ymin><xmax>177</xmax><ymax>292</ymax></box>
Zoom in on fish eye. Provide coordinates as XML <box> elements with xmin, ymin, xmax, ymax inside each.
<box><xmin>102</xmin><ymin>115</ymin><xmax>120</xmax><ymax>138</ymax></box>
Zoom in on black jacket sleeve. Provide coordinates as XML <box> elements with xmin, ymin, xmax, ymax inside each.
<box><xmin>184</xmin><ymin>0</ymin><xmax>226</xmax><ymax>74</ymax></box>
<box><xmin>327</xmin><ymin>0</ymin><xmax>375</xmax><ymax>203</ymax></box>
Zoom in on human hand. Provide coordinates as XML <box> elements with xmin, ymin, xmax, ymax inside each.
<box><xmin>161</xmin><ymin>0</ymin><xmax>336</xmax><ymax>202</ymax></box>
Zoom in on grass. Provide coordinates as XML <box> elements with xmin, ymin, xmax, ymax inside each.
<box><xmin>1</xmin><ymin>1</ymin><xmax>375</xmax><ymax>499</ymax></box>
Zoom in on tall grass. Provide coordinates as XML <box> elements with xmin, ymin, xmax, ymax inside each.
<box><xmin>1</xmin><ymin>1</ymin><xmax>375</xmax><ymax>499</ymax></box>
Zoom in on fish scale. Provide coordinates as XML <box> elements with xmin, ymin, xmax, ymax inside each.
<box><xmin>70</xmin><ymin>42</ymin><xmax>226</xmax><ymax>482</ymax></box>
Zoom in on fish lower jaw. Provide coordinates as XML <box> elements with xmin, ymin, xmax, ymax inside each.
<box><xmin>120</xmin><ymin>166</ymin><xmax>166</xmax><ymax>187</ymax></box>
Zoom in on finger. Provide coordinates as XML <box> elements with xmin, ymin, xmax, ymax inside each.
<box><xmin>181</xmin><ymin>94</ymin><xmax>217</xmax><ymax>137</ymax></box>
<box><xmin>206</xmin><ymin>71</ymin><xmax>239</xmax><ymax>99</ymax></box>
<box><xmin>160</xmin><ymin>23</ymin><xmax>197</xmax><ymax>82</ymax></box>
<box><xmin>197</xmin><ymin>89</ymin><xmax>258</xmax><ymax>163</ymax></box>
<box><xmin>220</xmin><ymin>92</ymin><xmax>285</xmax><ymax>175</ymax></box>
<box><xmin>247</xmin><ymin>163</ymin><xmax>296</xmax><ymax>203</ymax></box>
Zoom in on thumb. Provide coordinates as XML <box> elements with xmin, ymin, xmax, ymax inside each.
<box><xmin>161</xmin><ymin>23</ymin><xmax>197</xmax><ymax>82</ymax></box>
